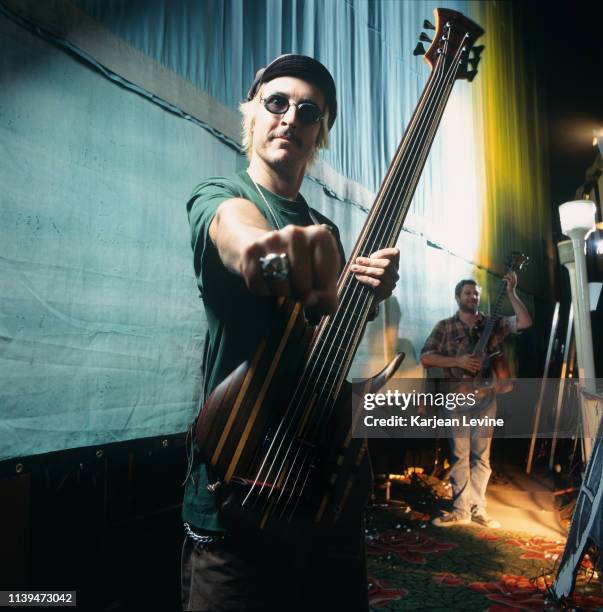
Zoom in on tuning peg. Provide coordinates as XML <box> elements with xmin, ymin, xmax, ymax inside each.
<box><xmin>419</xmin><ymin>32</ymin><xmax>432</xmax><ymax>43</ymax></box>
<box><xmin>466</xmin><ymin>70</ymin><xmax>478</xmax><ymax>82</ymax></box>
<box><xmin>472</xmin><ymin>45</ymin><xmax>485</xmax><ymax>57</ymax></box>
<box><xmin>468</xmin><ymin>57</ymin><xmax>481</xmax><ymax>69</ymax></box>
<box><xmin>423</xmin><ymin>19</ymin><xmax>435</xmax><ymax>30</ymax></box>
<box><xmin>413</xmin><ymin>42</ymin><xmax>426</xmax><ymax>56</ymax></box>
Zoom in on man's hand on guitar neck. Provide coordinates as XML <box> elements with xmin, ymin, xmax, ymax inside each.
<box><xmin>350</xmin><ymin>247</ymin><xmax>400</xmax><ymax>304</ymax></box>
<box><xmin>503</xmin><ymin>271</ymin><xmax>517</xmax><ymax>295</ymax></box>
<box><xmin>503</xmin><ymin>271</ymin><xmax>533</xmax><ymax>331</ymax></box>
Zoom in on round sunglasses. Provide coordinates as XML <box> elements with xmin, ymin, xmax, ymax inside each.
<box><xmin>261</xmin><ymin>94</ymin><xmax>324</xmax><ymax>125</ymax></box>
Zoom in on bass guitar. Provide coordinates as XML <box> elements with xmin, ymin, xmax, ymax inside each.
<box><xmin>196</xmin><ymin>8</ymin><xmax>485</xmax><ymax>535</ymax></box>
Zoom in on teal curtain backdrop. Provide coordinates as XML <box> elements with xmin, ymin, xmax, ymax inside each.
<box><xmin>71</xmin><ymin>0</ymin><xmax>471</xmax><ymax>193</ymax></box>
<box><xmin>0</xmin><ymin>0</ymin><xmax>545</xmax><ymax>461</ymax></box>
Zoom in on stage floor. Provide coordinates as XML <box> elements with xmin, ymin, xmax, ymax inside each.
<box><xmin>486</xmin><ymin>463</ymin><xmax>566</xmax><ymax>539</ymax></box>
<box><xmin>365</xmin><ymin>465</ymin><xmax>601</xmax><ymax>610</ymax></box>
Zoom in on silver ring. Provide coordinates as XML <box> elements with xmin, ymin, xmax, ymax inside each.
<box><xmin>259</xmin><ymin>252</ymin><xmax>289</xmax><ymax>281</ymax></box>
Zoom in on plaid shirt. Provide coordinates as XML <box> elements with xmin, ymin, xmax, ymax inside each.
<box><xmin>421</xmin><ymin>312</ymin><xmax>517</xmax><ymax>378</ymax></box>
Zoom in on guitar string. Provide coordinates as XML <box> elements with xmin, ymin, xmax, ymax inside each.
<box><xmin>271</xmin><ymin>35</ymin><xmax>469</xmax><ymax>517</ymax></box>
<box><xmin>474</xmin><ymin>260</ymin><xmax>518</xmax><ymax>352</ymax></box>
<box><xmin>271</xmin><ymin>87</ymin><xmax>463</xmax><ymax>519</ymax></box>
<box><xmin>276</xmin><ymin>36</ymin><xmax>472</xmax><ymax>509</ymax></box>
<box><xmin>245</xmin><ymin>30</ymin><xmax>466</xmax><ymax>516</ymax></box>
<box><xmin>304</xmin><ymin>35</ymin><xmax>464</xmax><ymax>441</ymax></box>
<box><xmin>271</xmin><ymin>50</ymin><xmax>458</xmax><ymax>508</ymax></box>
<box><xmin>250</xmin><ymin>45</ymin><xmax>458</xmax><ymax>512</ymax></box>
<box><xmin>285</xmin><ymin>35</ymin><xmax>462</xmax><ymax>453</ymax></box>
<box><xmin>475</xmin><ymin>290</ymin><xmax>505</xmax><ymax>353</ymax></box>
<box><xmin>260</xmin><ymin>55</ymin><xmax>463</xmax><ymax>519</ymax></box>
<box><xmin>242</xmin><ymin>29</ymin><xmax>470</xmax><ymax>517</ymax></box>
<box><xmin>268</xmin><ymin>35</ymin><xmax>469</xmax><ymax>519</ymax></box>
<box><xmin>473</xmin><ymin>261</ymin><xmax>518</xmax><ymax>354</ymax></box>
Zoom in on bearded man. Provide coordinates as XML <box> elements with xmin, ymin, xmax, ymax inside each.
<box><xmin>421</xmin><ymin>276</ymin><xmax>531</xmax><ymax>529</ymax></box>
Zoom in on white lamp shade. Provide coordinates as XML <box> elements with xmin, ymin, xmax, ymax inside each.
<box><xmin>559</xmin><ymin>200</ymin><xmax>596</xmax><ymax>236</ymax></box>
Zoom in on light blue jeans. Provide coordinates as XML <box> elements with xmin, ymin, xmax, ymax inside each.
<box><xmin>448</xmin><ymin>399</ymin><xmax>497</xmax><ymax>517</ymax></box>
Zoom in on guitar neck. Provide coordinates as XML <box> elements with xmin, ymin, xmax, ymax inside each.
<box><xmin>473</xmin><ymin>281</ymin><xmax>507</xmax><ymax>356</ymax></box>
<box><xmin>474</xmin><ymin>249</ymin><xmax>528</xmax><ymax>355</ymax></box>
<box><xmin>347</xmin><ymin>65</ymin><xmax>456</xmax><ymax>261</ymax></box>
<box><xmin>307</xmin><ymin>13</ymin><xmax>484</xmax><ymax>406</ymax></box>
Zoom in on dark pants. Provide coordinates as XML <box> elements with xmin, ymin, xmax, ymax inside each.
<box><xmin>181</xmin><ymin>522</ymin><xmax>369</xmax><ymax>611</ymax></box>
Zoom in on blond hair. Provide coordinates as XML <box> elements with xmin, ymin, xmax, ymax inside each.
<box><xmin>239</xmin><ymin>85</ymin><xmax>330</xmax><ymax>163</ymax></box>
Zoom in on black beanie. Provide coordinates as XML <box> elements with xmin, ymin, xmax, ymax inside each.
<box><xmin>246</xmin><ymin>54</ymin><xmax>337</xmax><ymax>130</ymax></box>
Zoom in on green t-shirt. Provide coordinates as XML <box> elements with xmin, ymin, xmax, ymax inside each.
<box><xmin>182</xmin><ymin>170</ymin><xmax>345</xmax><ymax>532</ymax></box>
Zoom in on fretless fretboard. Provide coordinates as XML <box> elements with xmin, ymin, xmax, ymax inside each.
<box><xmin>298</xmin><ymin>9</ymin><xmax>485</xmax><ymax>437</ymax></box>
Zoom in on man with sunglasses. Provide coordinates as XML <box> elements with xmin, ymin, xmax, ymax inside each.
<box><xmin>182</xmin><ymin>54</ymin><xmax>399</xmax><ymax>610</ymax></box>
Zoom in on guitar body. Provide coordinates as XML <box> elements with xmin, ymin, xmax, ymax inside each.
<box><xmin>490</xmin><ymin>352</ymin><xmax>513</xmax><ymax>393</ymax></box>
<box><xmin>196</xmin><ymin>299</ymin><xmax>373</xmax><ymax>536</ymax></box>
<box><xmin>444</xmin><ymin>352</ymin><xmax>512</xmax><ymax>411</ymax></box>
<box><xmin>459</xmin><ymin>350</ymin><xmax>510</xmax><ymax>387</ymax></box>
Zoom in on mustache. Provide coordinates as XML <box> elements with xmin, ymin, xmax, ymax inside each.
<box><xmin>268</xmin><ymin>130</ymin><xmax>302</xmax><ymax>148</ymax></box>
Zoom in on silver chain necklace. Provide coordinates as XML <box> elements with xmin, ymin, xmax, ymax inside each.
<box><xmin>247</xmin><ymin>171</ymin><xmax>322</xmax><ymax>230</ymax></box>
<box><xmin>248</xmin><ymin>173</ymin><xmax>282</xmax><ymax>230</ymax></box>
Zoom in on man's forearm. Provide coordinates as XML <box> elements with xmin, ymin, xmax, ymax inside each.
<box><xmin>210</xmin><ymin>198</ymin><xmax>271</xmax><ymax>274</ymax></box>
<box><xmin>208</xmin><ymin>198</ymin><xmax>341</xmax><ymax>313</ymax></box>
<box><xmin>422</xmin><ymin>351</ymin><xmax>483</xmax><ymax>374</ymax></box>
<box><xmin>508</xmin><ymin>292</ymin><xmax>532</xmax><ymax>330</ymax></box>
<box><xmin>420</xmin><ymin>353</ymin><xmax>459</xmax><ymax>369</ymax></box>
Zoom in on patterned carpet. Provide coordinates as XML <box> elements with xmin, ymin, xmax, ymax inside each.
<box><xmin>366</xmin><ymin>476</ymin><xmax>602</xmax><ymax>611</ymax></box>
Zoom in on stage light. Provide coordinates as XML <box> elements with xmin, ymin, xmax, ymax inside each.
<box><xmin>559</xmin><ymin>199</ymin><xmax>596</xmax><ymax>238</ymax></box>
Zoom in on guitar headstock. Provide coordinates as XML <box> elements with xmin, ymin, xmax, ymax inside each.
<box><xmin>504</xmin><ymin>252</ymin><xmax>529</xmax><ymax>273</ymax></box>
<box><xmin>414</xmin><ymin>8</ymin><xmax>485</xmax><ymax>82</ymax></box>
